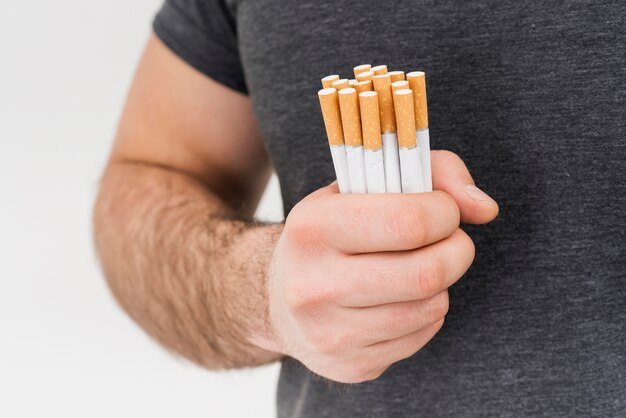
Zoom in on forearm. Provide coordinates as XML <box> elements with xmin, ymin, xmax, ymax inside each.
<box><xmin>94</xmin><ymin>161</ymin><xmax>284</xmax><ymax>368</ymax></box>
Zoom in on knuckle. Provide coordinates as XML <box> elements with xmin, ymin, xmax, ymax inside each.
<box><xmin>416</xmin><ymin>256</ymin><xmax>446</xmax><ymax>298</ymax></box>
<box><xmin>436</xmin><ymin>191</ymin><xmax>461</xmax><ymax>227</ymax></box>
<box><xmin>429</xmin><ymin>291</ymin><xmax>450</xmax><ymax>321</ymax></box>
<box><xmin>456</xmin><ymin>230</ymin><xmax>476</xmax><ymax>264</ymax></box>
<box><xmin>284</xmin><ymin>215</ymin><xmax>323</xmax><ymax>250</ymax></box>
<box><xmin>431</xmin><ymin>318</ymin><xmax>446</xmax><ymax>336</ymax></box>
<box><xmin>284</xmin><ymin>198</ymin><xmax>334</xmax><ymax>248</ymax></box>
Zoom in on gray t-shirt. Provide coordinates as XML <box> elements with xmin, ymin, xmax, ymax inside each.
<box><xmin>153</xmin><ymin>1</ymin><xmax>626</xmax><ymax>416</ymax></box>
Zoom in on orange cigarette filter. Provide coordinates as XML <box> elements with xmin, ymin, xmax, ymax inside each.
<box><xmin>391</xmin><ymin>80</ymin><xmax>409</xmax><ymax>92</ymax></box>
<box><xmin>406</xmin><ymin>71</ymin><xmax>429</xmax><ymax>129</ymax></box>
<box><xmin>353</xmin><ymin>64</ymin><xmax>372</xmax><ymax>78</ymax></box>
<box><xmin>371</xmin><ymin>65</ymin><xmax>388</xmax><ymax>75</ymax></box>
<box><xmin>354</xmin><ymin>80</ymin><xmax>373</xmax><ymax>94</ymax></box>
<box><xmin>321</xmin><ymin>74</ymin><xmax>340</xmax><ymax>89</ymax></box>
<box><xmin>332</xmin><ymin>78</ymin><xmax>349</xmax><ymax>91</ymax></box>
<box><xmin>393</xmin><ymin>89</ymin><xmax>417</xmax><ymax>148</ymax></box>
<box><xmin>359</xmin><ymin>91</ymin><xmax>382</xmax><ymax>150</ymax></box>
<box><xmin>356</xmin><ymin>71</ymin><xmax>375</xmax><ymax>82</ymax></box>
<box><xmin>388</xmin><ymin>71</ymin><xmax>405</xmax><ymax>83</ymax></box>
<box><xmin>318</xmin><ymin>88</ymin><xmax>345</xmax><ymax>146</ymax></box>
<box><xmin>372</xmin><ymin>74</ymin><xmax>396</xmax><ymax>133</ymax></box>
<box><xmin>338</xmin><ymin>88</ymin><xmax>363</xmax><ymax>147</ymax></box>
<box><xmin>348</xmin><ymin>79</ymin><xmax>358</xmax><ymax>86</ymax></box>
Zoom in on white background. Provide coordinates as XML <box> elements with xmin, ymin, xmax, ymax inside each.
<box><xmin>0</xmin><ymin>1</ymin><xmax>283</xmax><ymax>417</ymax></box>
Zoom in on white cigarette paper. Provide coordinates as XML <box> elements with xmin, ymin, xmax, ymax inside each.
<box><xmin>330</xmin><ymin>144</ymin><xmax>351</xmax><ymax>193</ymax></box>
<box><xmin>399</xmin><ymin>146</ymin><xmax>425</xmax><ymax>193</ymax></box>
<box><xmin>346</xmin><ymin>145</ymin><xmax>367</xmax><ymax>193</ymax></box>
<box><xmin>364</xmin><ymin>148</ymin><xmax>385</xmax><ymax>193</ymax></box>
<box><xmin>382</xmin><ymin>132</ymin><xmax>402</xmax><ymax>193</ymax></box>
<box><xmin>416</xmin><ymin>129</ymin><xmax>432</xmax><ymax>192</ymax></box>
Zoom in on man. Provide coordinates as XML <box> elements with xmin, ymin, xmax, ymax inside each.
<box><xmin>94</xmin><ymin>0</ymin><xmax>625</xmax><ymax>416</ymax></box>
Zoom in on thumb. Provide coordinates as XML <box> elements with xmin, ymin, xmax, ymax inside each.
<box><xmin>430</xmin><ymin>150</ymin><xmax>499</xmax><ymax>224</ymax></box>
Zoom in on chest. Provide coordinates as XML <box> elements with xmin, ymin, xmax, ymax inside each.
<box><xmin>233</xmin><ymin>0</ymin><xmax>625</xmax><ymax>214</ymax></box>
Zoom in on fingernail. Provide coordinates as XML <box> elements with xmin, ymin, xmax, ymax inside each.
<box><xmin>465</xmin><ymin>184</ymin><xmax>490</xmax><ymax>202</ymax></box>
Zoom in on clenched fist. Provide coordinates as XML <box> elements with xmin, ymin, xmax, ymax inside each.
<box><xmin>261</xmin><ymin>151</ymin><xmax>498</xmax><ymax>383</ymax></box>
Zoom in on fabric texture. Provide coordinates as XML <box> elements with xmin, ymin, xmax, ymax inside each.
<box><xmin>153</xmin><ymin>0</ymin><xmax>626</xmax><ymax>416</ymax></box>
<box><xmin>154</xmin><ymin>0</ymin><xmax>247</xmax><ymax>93</ymax></box>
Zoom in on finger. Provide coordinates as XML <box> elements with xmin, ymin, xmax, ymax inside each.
<box><xmin>361</xmin><ymin>319</ymin><xmax>445</xmax><ymax>376</ymax></box>
<box><xmin>347</xmin><ymin>291</ymin><xmax>449</xmax><ymax>344</ymax></box>
<box><xmin>300</xmin><ymin>180</ymin><xmax>339</xmax><ymax>201</ymax></box>
<box><xmin>339</xmin><ymin>229</ymin><xmax>475</xmax><ymax>306</ymax></box>
<box><xmin>295</xmin><ymin>191</ymin><xmax>460</xmax><ymax>254</ymax></box>
<box><xmin>431</xmin><ymin>150</ymin><xmax>499</xmax><ymax>224</ymax></box>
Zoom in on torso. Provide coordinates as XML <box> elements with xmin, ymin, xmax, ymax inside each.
<box><xmin>232</xmin><ymin>1</ymin><xmax>626</xmax><ymax>415</ymax></box>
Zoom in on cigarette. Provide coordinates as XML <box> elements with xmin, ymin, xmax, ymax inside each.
<box><xmin>393</xmin><ymin>89</ymin><xmax>425</xmax><ymax>193</ymax></box>
<box><xmin>318</xmin><ymin>88</ymin><xmax>351</xmax><ymax>193</ymax></box>
<box><xmin>353</xmin><ymin>64</ymin><xmax>372</xmax><ymax>78</ymax></box>
<box><xmin>338</xmin><ymin>88</ymin><xmax>367</xmax><ymax>193</ymax></box>
<box><xmin>372</xmin><ymin>75</ymin><xmax>396</xmax><ymax>133</ymax></box>
<box><xmin>321</xmin><ymin>75</ymin><xmax>340</xmax><ymax>89</ymax></box>
<box><xmin>355</xmin><ymin>71</ymin><xmax>375</xmax><ymax>82</ymax></box>
<box><xmin>316</xmin><ymin>66</ymin><xmax>434</xmax><ymax>196</ymax></box>
<box><xmin>354</xmin><ymin>80</ymin><xmax>373</xmax><ymax>94</ymax></box>
<box><xmin>391</xmin><ymin>80</ymin><xmax>409</xmax><ymax>92</ymax></box>
<box><xmin>388</xmin><ymin>71</ymin><xmax>405</xmax><ymax>83</ymax></box>
<box><xmin>372</xmin><ymin>74</ymin><xmax>402</xmax><ymax>193</ymax></box>
<box><xmin>359</xmin><ymin>91</ymin><xmax>386</xmax><ymax>193</ymax></box>
<box><xmin>332</xmin><ymin>78</ymin><xmax>349</xmax><ymax>91</ymax></box>
<box><xmin>407</xmin><ymin>71</ymin><xmax>432</xmax><ymax>192</ymax></box>
<box><xmin>371</xmin><ymin>65</ymin><xmax>388</xmax><ymax>75</ymax></box>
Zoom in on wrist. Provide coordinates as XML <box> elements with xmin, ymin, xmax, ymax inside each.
<box><xmin>239</xmin><ymin>222</ymin><xmax>286</xmax><ymax>357</ymax></box>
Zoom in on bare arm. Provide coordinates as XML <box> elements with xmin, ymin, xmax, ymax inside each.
<box><xmin>94</xmin><ymin>35</ymin><xmax>283</xmax><ymax>368</ymax></box>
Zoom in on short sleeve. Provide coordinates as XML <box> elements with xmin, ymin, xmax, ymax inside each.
<box><xmin>153</xmin><ymin>0</ymin><xmax>248</xmax><ymax>94</ymax></box>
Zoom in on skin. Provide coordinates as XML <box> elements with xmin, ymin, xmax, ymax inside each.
<box><xmin>94</xmin><ymin>34</ymin><xmax>499</xmax><ymax>384</ymax></box>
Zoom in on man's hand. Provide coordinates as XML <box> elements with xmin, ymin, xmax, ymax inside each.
<box><xmin>259</xmin><ymin>150</ymin><xmax>499</xmax><ymax>383</ymax></box>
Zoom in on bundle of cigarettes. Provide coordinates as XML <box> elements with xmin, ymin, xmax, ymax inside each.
<box><xmin>318</xmin><ymin>64</ymin><xmax>432</xmax><ymax>194</ymax></box>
